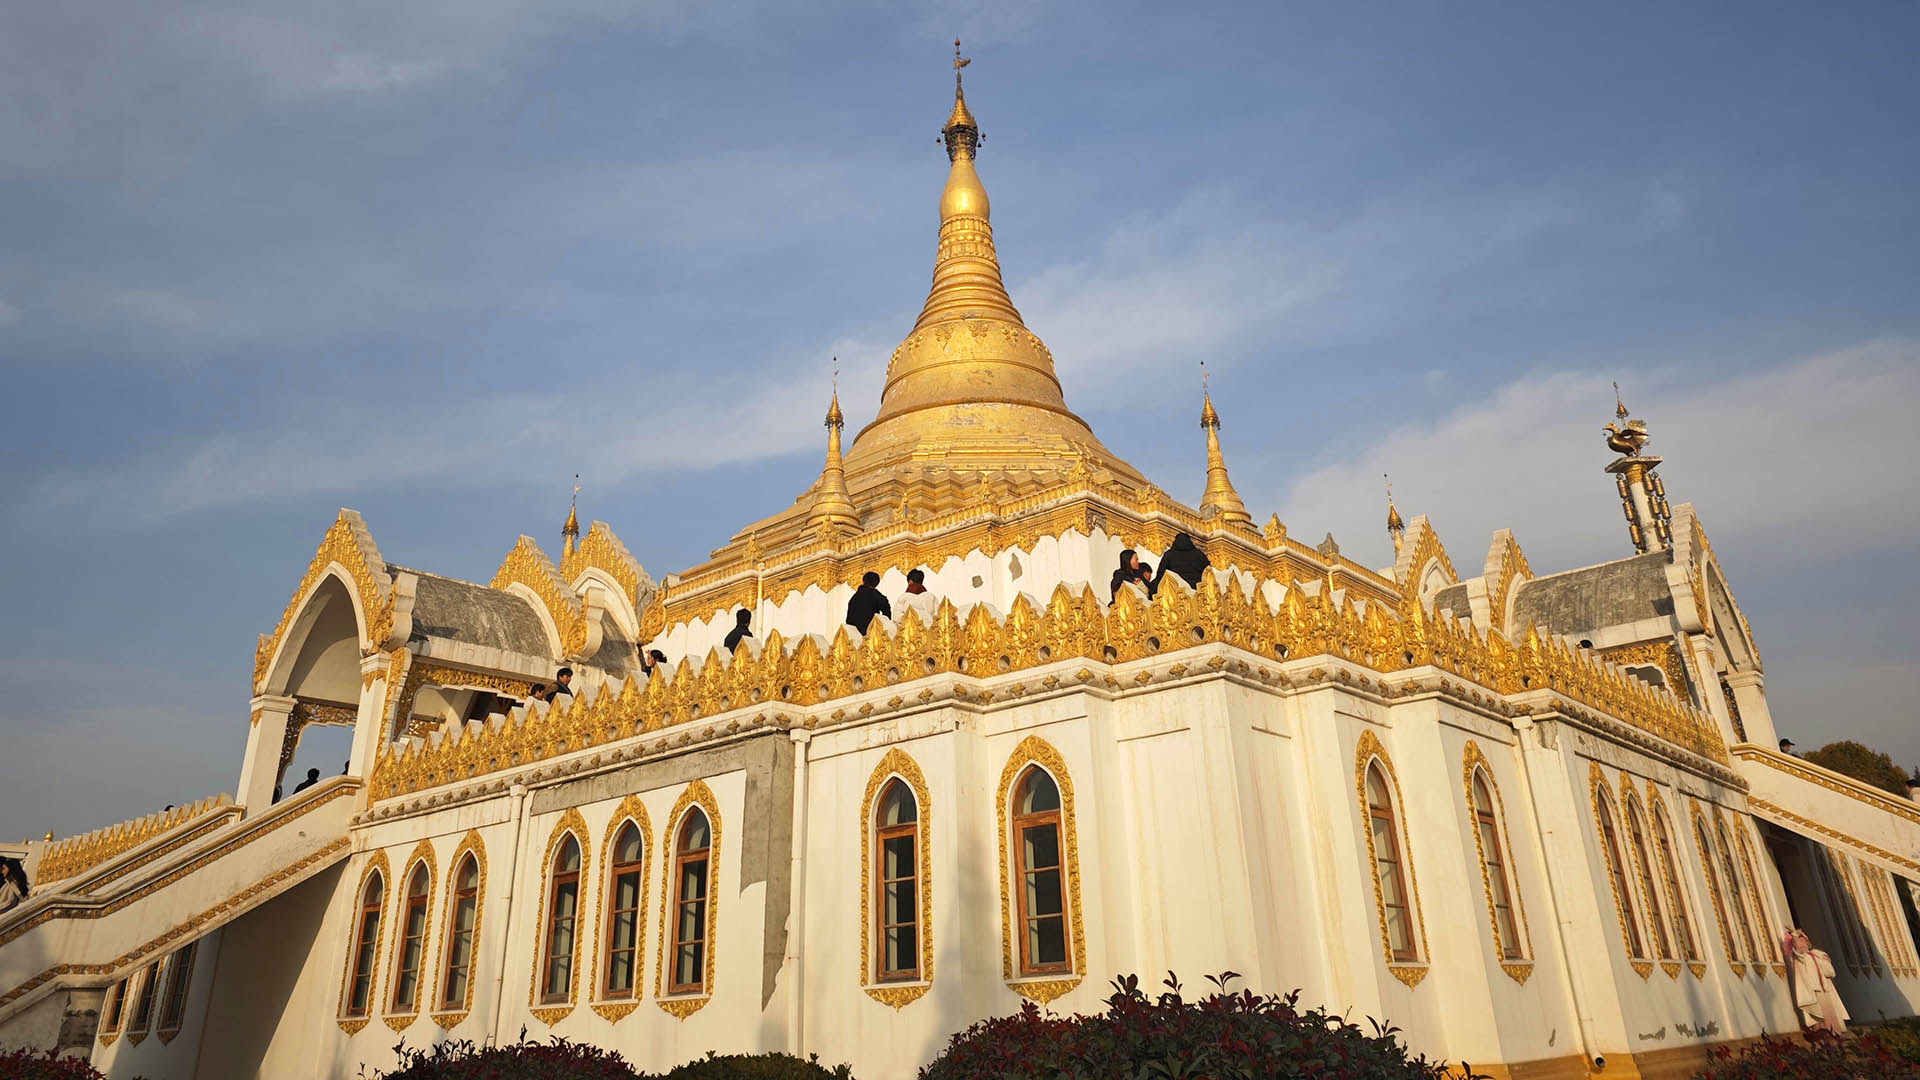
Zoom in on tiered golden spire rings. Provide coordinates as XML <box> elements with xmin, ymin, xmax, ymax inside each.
<box><xmin>944</xmin><ymin>38</ymin><xmax>978</xmax><ymax>160</ymax></box>
<box><xmin>1197</xmin><ymin>364</ymin><xmax>1252</xmax><ymax>527</ymax></box>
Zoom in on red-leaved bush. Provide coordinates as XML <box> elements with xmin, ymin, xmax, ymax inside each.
<box><xmin>0</xmin><ymin>1048</ymin><xmax>117</xmax><ymax>1080</ymax></box>
<box><xmin>372</xmin><ymin>1035</ymin><xmax>851</xmax><ymax>1080</ymax></box>
<box><xmin>918</xmin><ymin>972</ymin><xmax>1479</xmax><ymax>1080</ymax></box>
<box><xmin>1692</xmin><ymin>1029</ymin><xmax>1920</xmax><ymax>1080</ymax></box>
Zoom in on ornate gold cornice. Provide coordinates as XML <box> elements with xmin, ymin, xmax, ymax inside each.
<box><xmin>36</xmin><ymin>796</ymin><xmax>234</xmax><ymax>885</ymax></box>
<box><xmin>370</xmin><ymin>571</ymin><xmax>1726</xmax><ymax>803</ymax></box>
<box><xmin>255</xmin><ymin>510</ymin><xmax>398</xmax><ymax>692</ymax></box>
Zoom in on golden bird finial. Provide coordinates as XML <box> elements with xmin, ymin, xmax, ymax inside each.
<box><xmin>1385</xmin><ymin>473</ymin><xmax>1404</xmax><ymax>553</ymax></box>
<box><xmin>943</xmin><ymin>38</ymin><xmax>979</xmax><ymax>159</ymax></box>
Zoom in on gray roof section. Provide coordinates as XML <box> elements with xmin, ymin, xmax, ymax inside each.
<box><xmin>402</xmin><ymin>568</ymin><xmax>555</xmax><ymax>657</ymax></box>
<box><xmin>1431</xmin><ymin>583</ymin><xmax>1473</xmax><ymax>624</ymax></box>
<box><xmin>1509</xmin><ymin>551</ymin><xmax>1674</xmax><ymax>638</ymax></box>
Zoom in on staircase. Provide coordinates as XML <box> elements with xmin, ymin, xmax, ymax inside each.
<box><xmin>0</xmin><ymin>778</ymin><xmax>360</xmax><ymax>1039</ymax></box>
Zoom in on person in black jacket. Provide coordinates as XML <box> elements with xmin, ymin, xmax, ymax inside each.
<box><xmin>846</xmin><ymin>571</ymin><xmax>892</xmax><ymax>632</ymax></box>
<box><xmin>722</xmin><ymin>609</ymin><xmax>754</xmax><ymax>652</ymax></box>
<box><xmin>1109</xmin><ymin>549</ymin><xmax>1155</xmax><ymax>599</ymax></box>
<box><xmin>1152</xmin><ymin>532</ymin><xmax>1211</xmax><ymax>591</ymax></box>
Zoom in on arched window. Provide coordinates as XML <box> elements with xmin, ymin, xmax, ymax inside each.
<box><xmin>1694</xmin><ymin>814</ymin><xmax>1744</xmax><ymax>970</ymax></box>
<box><xmin>875</xmin><ymin>779</ymin><xmax>921</xmax><ymax>981</ymax></box>
<box><xmin>1712</xmin><ymin>816</ymin><xmax>1759</xmax><ymax>967</ymax></box>
<box><xmin>601</xmin><ymin>823</ymin><xmax>646</xmax><ymax>999</ymax></box>
<box><xmin>539</xmin><ymin>834</ymin><xmax>583</xmax><ymax>1003</ymax></box>
<box><xmin>342</xmin><ymin>868</ymin><xmax>386</xmax><ymax>1018</ymax></box>
<box><xmin>1624</xmin><ymin>800</ymin><xmax>1674</xmax><ymax>962</ymax></box>
<box><xmin>98</xmin><ymin>978</ymin><xmax>126</xmax><ymax>1043</ymax></box>
<box><xmin>1469</xmin><ymin>770</ymin><xmax>1524</xmax><ymax>961</ymax></box>
<box><xmin>125</xmin><ymin>960</ymin><xmax>161</xmax><ymax>1042</ymax></box>
<box><xmin>439</xmin><ymin>854</ymin><xmax>481</xmax><ymax>1013</ymax></box>
<box><xmin>1593</xmin><ymin>788</ymin><xmax>1647</xmax><ymax>962</ymax></box>
<box><xmin>157</xmin><ymin>941</ymin><xmax>199</xmax><ymax>1038</ymax></box>
<box><xmin>1366</xmin><ymin>762</ymin><xmax>1419</xmax><ymax>962</ymax></box>
<box><xmin>390</xmin><ymin>862</ymin><xmax>432</xmax><ymax>1012</ymax></box>
<box><xmin>1733</xmin><ymin>824</ymin><xmax>1778</xmax><ymax>968</ymax></box>
<box><xmin>1012</xmin><ymin>767</ymin><xmax>1071</xmax><ymax>975</ymax></box>
<box><xmin>669</xmin><ymin>809</ymin><xmax>713</xmax><ymax>994</ymax></box>
<box><xmin>1650</xmin><ymin>803</ymin><xmax>1701</xmax><ymax>964</ymax></box>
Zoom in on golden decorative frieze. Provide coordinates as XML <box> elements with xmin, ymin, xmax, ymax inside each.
<box><xmin>337</xmin><ymin>850</ymin><xmax>391</xmax><ymax>1033</ymax></box>
<box><xmin>527</xmin><ymin>808</ymin><xmax>589</xmax><ymax>1025</ymax></box>
<box><xmin>1461</xmin><ymin>742</ymin><xmax>1532</xmax><ymax>984</ymax></box>
<box><xmin>255</xmin><ymin>510</ymin><xmax>398</xmax><ymax>692</ymax></box>
<box><xmin>492</xmin><ymin>536</ymin><xmax>592</xmax><ymax>659</ymax></box>
<box><xmin>1357</xmin><ymin>731</ymin><xmax>1430</xmax><ymax>988</ymax></box>
<box><xmin>1393</xmin><ymin>517</ymin><xmax>1457</xmax><ymax>603</ymax></box>
<box><xmin>1599</xmin><ymin>641</ymin><xmax>1690</xmax><ymax>701</ymax></box>
<box><xmin>994</xmin><ymin>735</ymin><xmax>1085</xmax><ymax>1001</ymax></box>
<box><xmin>1009</xmin><ymin>978</ymin><xmax>1081</xmax><ymax>1005</ymax></box>
<box><xmin>859</xmin><ymin>749</ymin><xmax>933</xmax><ymax>1008</ymax></box>
<box><xmin>655</xmin><ymin>781</ymin><xmax>721</xmax><ymax>1018</ymax></box>
<box><xmin>1730</xmin><ymin>746</ymin><xmax>1920</xmax><ymax>827</ymax></box>
<box><xmin>430</xmin><ymin>830</ymin><xmax>488</xmax><ymax>1031</ymax></box>
<box><xmin>563</xmin><ymin>522</ymin><xmax>654</xmax><ymax>614</ymax></box>
<box><xmin>588</xmin><ymin>796</ymin><xmax>654</xmax><ymax>1022</ymax></box>
<box><xmin>369</xmin><ymin>572</ymin><xmax>1726</xmax><ymax>805</ymax></box>
<box><xmin>35</xmin><ymin>796</ymin><xmax>234</xmax><ymax>885</ymax></box>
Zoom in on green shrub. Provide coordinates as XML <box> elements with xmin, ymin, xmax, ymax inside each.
<box><xmin>919</xmin><ymin>971</ymin><xmax>1477</xmax><ymax>1080</ymax></box>
<box><xmin>657</xmin><ymin>1052</ymin><xmax>853</xmax><ymax>1079</ymax></box>
<box><xmin>1872</xmin><ymin>1017</ymin><xmax>1920</xmax><ymax>1064</ymax></box>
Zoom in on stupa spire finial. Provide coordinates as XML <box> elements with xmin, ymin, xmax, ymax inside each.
<box><xmin>1197</xmin><ymin>362</ymin><xmax>1251</xmax><ymax>527</ymax></box>
<box><xmin>562</xmin><ymin>474</ymin><xmax>581</xmax><ymax>557</ymax></box>
<box><xmin>808</xmin><ymin>358</ymin><xmax>859</xmax><ymax>537</ymax></box>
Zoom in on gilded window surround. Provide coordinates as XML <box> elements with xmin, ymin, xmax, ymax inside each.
<box><xmin>1356</xmin><ymin>731</ymin><xmax>1429</xmax><ymax>988</ymax></box>
<box><xmin>590</xmin><ymin>795</ymin><xmax>654</xmax><ymax>1022</ymax></box>
<box><xmin>373</xmin><ymin>573</ymin><xmax>1729</xmax><ymax>812</ymax></box>
<box><xmin>154</xmin><ymin>941</ymin><xmax>199</xmax><ymax>1044</ymax></box>
<box><xmin>1687</xmin><ymin>801</ymin><xmax>1745</xmax><ymax>977</ymax></box>
<box><xmin>1730</xmin><ymin>822</ymin><xmax>1782</xmax><ymax>977</ymax></box>
<box><xmin>1709</xmin><ymin>807</ymin><xmax>1765</xmax><ymax>978</ymax></box>
<box><xmin>382</xmin><ymin>839</ymin><xmax>438</xmax><ymax>1032</ymax></box>
<box><xmin>1643</xmin><ymin>783</ymin><xmax>1705</xmax><ymax>979</ymax></box>
<box><xmin>528</xmin><ymin>808</ymin><xmax>590</xmax><ymax>1025</ymax></box>
<box><xmin>995</xmin><ymin>735</ymin><xmax>1085</xmax><ymax>1003</ymax></box>
<box><xmin>1587</xmin><ymin>764</ymin><xmax>1652</xmax><ymax>980</ymax></box>
<box><xmin>337</xmin><ymin>850</ymin><xmax>392</xmax><ymax>1035</ymax></box>
<box><xmin>1460</xmin><ymin>742</ymin><xmax>1533</xmax><ymax>985</ymax></box>
<box><xmin>96</xmin><ymin>981</ymin><xmax>123</xmax><ymax>1045</ymax></box>
<box><xmin>1835</xmin><ymin>854</ymin><xmax>1882</xmax><ymax>978</ymax></box>
<box><xmin>1618</xmin><ymin>778</ymin><xmax>1677</xmax><ymax>976</ymax></box>
<box><xmin>430</xmin><ymin>830</ymin><xmax>487</xmax><ymax>1031</ymax></box>
<box><xmin>123</xmin><ymin>962</ymin><xmax>158</xmax><ymax>1045</ymax></box>
<box><xmin>655</xmin><ymin>781</ymin><xmax>721</xmax><ymax>1018</ymax></box>
<box><xmin>859</xmin><ymin>748</ymin><xmax>934</xmax><ymax>1008</ymax></box>
<box><xmin>0</xmin><ymin>838</ymin><xmax>349</xmax><ymax>1019</ymax></box>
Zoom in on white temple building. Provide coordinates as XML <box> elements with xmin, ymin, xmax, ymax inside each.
<box><xmin>3</xmin><ymin>61</ymin><xmax>1918</xmax><ymax>1080</ymax></box>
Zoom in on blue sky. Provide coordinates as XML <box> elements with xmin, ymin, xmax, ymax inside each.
<box><xmin>3</xmin><ymin>1</ymin><xmax>1917</xmax><ymax>837</ymax></box>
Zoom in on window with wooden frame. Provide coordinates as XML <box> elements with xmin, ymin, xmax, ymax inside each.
<box><xmin>600</xmin><ymin>823</ymin><xmax>646</xmax><ymax>999</ymax></box>
<box><xmin>1711</xmin><ymin>816</ymin><xmax>1759</xmax><ymax>966</ymax></box>
<box><xmin>1695</xmin><ymin>816</ymin><xmax>1743</xmax><ymax>965</ymax></box>
<box><xmin>389</xmin><ymin>862</ymin><xmax>432</xmax><ymax>1012</ymax></box>
<box><xmin>1365</xmin><ymin>762</ymin><xmax>1419</xmax><ymax>962</ymax></box>
<box><xmin>669</xmin><ymin>809</ymin><xmax>713</xmax><ymax>995</ymax></box>
<box><xmin>1732</xmin><ymin>823</ymin><xmax>1778</xmax><ymax>967</ymax></box>
<box><xmin>125</xmin><ymin>960</ymin><xmax>161</xmax><ymax>1042</ymax></box>
<box><xmin>539</xmin><ymin>834</ymin><xmax>583</xmax><ymax>1003</ymax></box>
<box><xmin>438</xmin><ymin>853</ymin><xmax>482</xmax><ymax>1012</ymax></box>
<box><xmin>875</xmin><ymin>779</ymin><xmax>921</xmax><ymax>981</ymax></box>
<box><xmin>1468</xmin><ymin>769</ymin><xmax>1524</xmax><ymax>961</ymax></box>
<box><xmin>156</xmin><ymin>941</ymin><xmax>198</xmax><ymax>1038</ymax></box>
<box><xmin>1624</xmin><ymin>799</ymin><xmax>1675</xmax><ymax>962</ymax></box>
<box><xmin>343</xmin><ymin>870</ymin><xmax>386</xmax><ymax>1018</ymax></box>
<box><xmin>1593</xmin><ymin>792</ymin><xmax>1647</xmax><ymax>961</ymax></box>
<box><xmin>1650</xmin><ymin>803</ymin><xmax>1701</xmax><ymax>963</ymax></box>
<box><xmin>1013</xmin><ymin>766</ymin><xmax>1071</xmax><ymax>975</ymax></box>
<box><xmin>98</xmin><ymin>979</ymin><xmax>126</xmax><ymax>1043</ymax></box>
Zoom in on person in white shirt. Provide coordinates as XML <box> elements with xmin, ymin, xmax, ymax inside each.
<box><xmin>900</xmin><ymin>568</ymin><xmax>939</xmax><ymax>621</ymax></box>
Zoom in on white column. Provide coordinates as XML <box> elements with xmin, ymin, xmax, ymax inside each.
<box><xmin>1722</xmin><ymin>670</ymin><xmax>1777</xmax><ymax>750</ymax></box>
<box><xmin>236</xmin><ymin>695</ymin><xmax>296</xmax><ymax>812</ymax></box>
<box><xmin>348</xmin><ymin>651</ymin><xmax>400</xmax><ymax>779</ymax></box>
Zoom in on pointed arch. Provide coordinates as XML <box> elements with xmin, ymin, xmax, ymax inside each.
<box><xmin>384</xmin><ymin>839</ymin><xmax>437</xmax><ymax>1030</ymax></box>
<box><xmin>1619</xmin><ymin>779</ymin><xmax>1677</xmax><ymax>976</ymax></box>
<box><xmin>337</xmin><ymin>849</ymin><xmax>391</xmax><ymax>1034</ymax></box>
<box><xmin>432</xmin><ymin>830</ymin><xmax>486</xmax><ymax>1028</ymax></box>
<box><xmin>656</xmin><ymin>780</ymin><xmax>721</xmax><ymax>1017</ymax></box>
<box><xmin>591</xmin><ymin>795</ymin><xmax>654</xmax><ymax>1021</ymax></box>
<box><xmin>1730</xmin><ymin>817</ymin><xmax>1781</xmax><ymax>975</ymax></box>
<box><xmin>1710</xmin><ymin>807</ymin><xmax>1763</xmax><ymax>976</ymax></box>
<box><xmin>493</xmin><ymin>536</ymin><xmax>598</xmax><ymax>659</ymax></box>
<box><xmin>1689</xmin><ymin>801</ymin><xmax>1747</xmax><ymax>976</ymax></box>
<box><xmin>1393</xmin><ymin>517</ymin><xmax>1457</xmax><ymax>609</ymax></box>
<box><xmin>1461</xmin><ymin>741</ymin><xmax>1532</xmax><ymax>982</ymax></box>
<box><xmin>1589</xmin><ymin>763</ymin><xmax>1653</xmax><ymax>979</ymax></box>
<box><xmin>1357</xmin><ymin>730</ymin><xmax>1429</xmax><ymax>986</ymax></box>
<box><xmin>256</xmin><ymin>509</ymin><xmax>403</xmax><ymax>694</ymax></box>
<box><xmin>996</xmin><ymin>735</ymin><xmax>1085</xmax><ymax>1004</ymax></box>
<box><xmin>860</xmin><ymin>748</ymin><xmax>933</xmax><ymax>1008</ymax></box>
<box><xmin>1644</xmin><ymin>784</ymin><xmax>1704</xmax><ymax>977</ymax></box>
<box><xmin>529</xmin><ymin>808</ymin><xmax>589</xmax><ymax>1024</ymax></box>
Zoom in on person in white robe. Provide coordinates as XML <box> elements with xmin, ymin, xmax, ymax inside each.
<box><xmin>1786</xmin><ymin>928</ymin><xmax>1848</xmax><ymax>1034</ymax></box>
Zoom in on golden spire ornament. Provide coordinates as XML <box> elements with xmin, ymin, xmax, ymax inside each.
<box><xmin>1197</xmin><ymin>363</ymin><xmax>1252</xmax><ymax>527</ymax></box>
<box><xmin>1385</xmin><ymin>474</ymin><xmax>1405</xmax><ymax>554</ymax></box>
<box><xmin>807</xmin><ymin>359</ymin><xmax>860</xmax><ymax>537</ymax></box>
<box><xmin>562</xmin><ymin>474</ymin><xmax>581</xmax><ymax>558</ymax></box>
